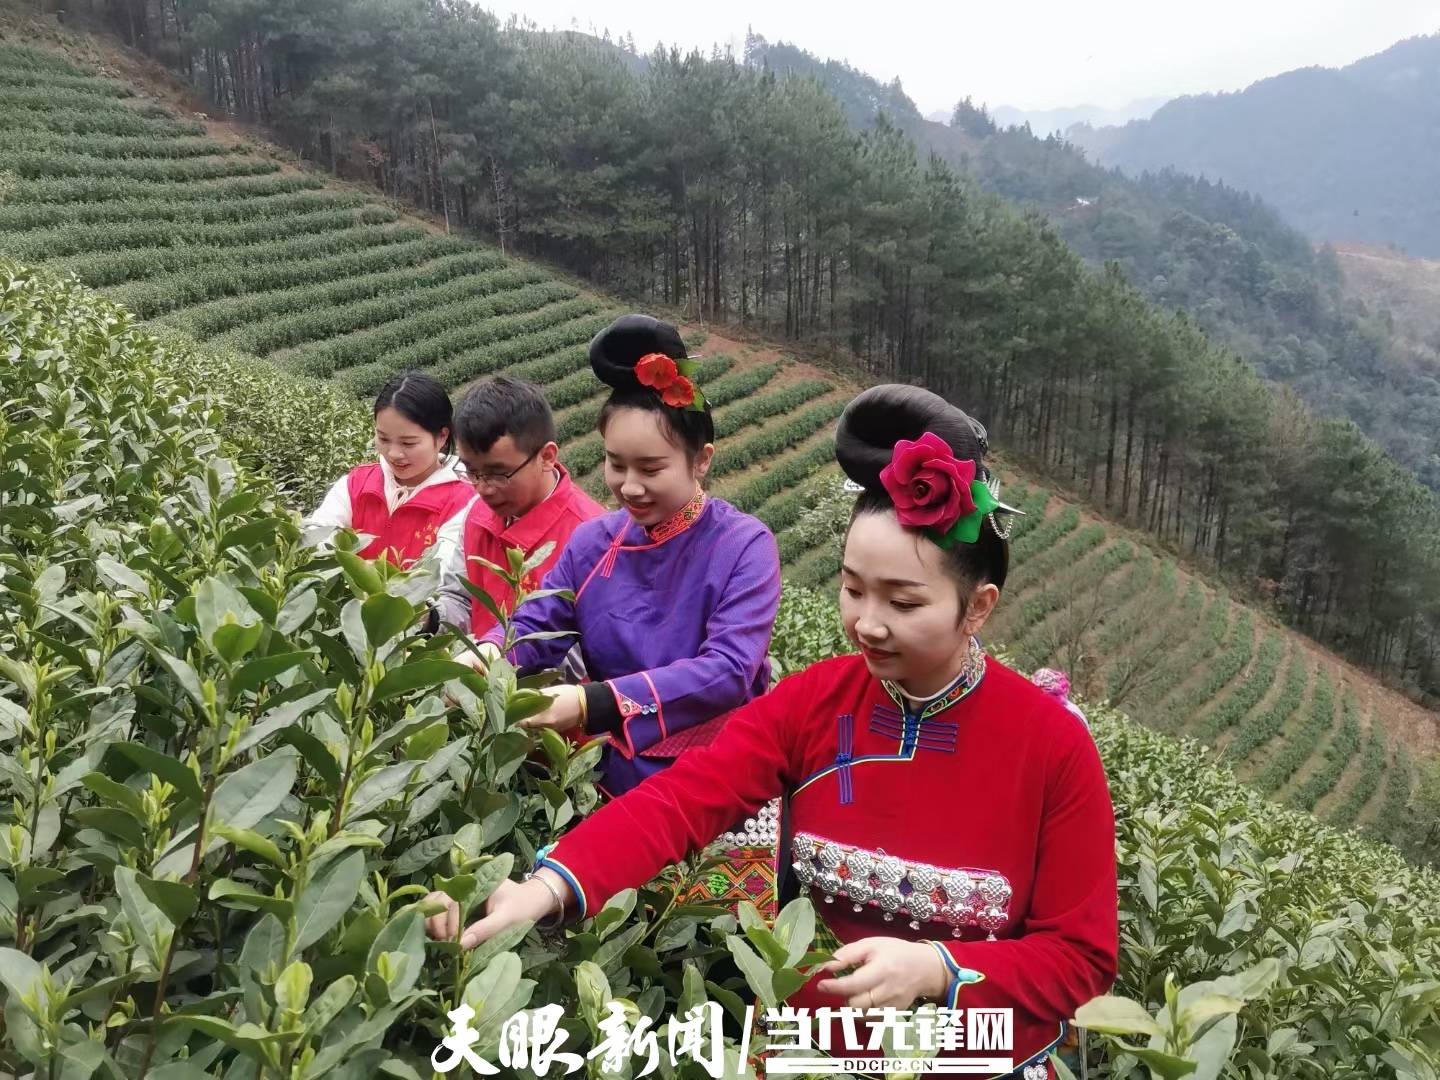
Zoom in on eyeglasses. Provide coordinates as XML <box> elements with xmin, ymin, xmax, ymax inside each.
<box><xmin>456</xmin><ymin>449</ymin><xmax>539</xmax><ymax>489</ymax></box>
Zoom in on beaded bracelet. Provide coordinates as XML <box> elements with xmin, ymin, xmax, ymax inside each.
<box><xmin>526</xmin><ymin>871</ymin><xmax>567</xmax><ymax>930</ymax></box>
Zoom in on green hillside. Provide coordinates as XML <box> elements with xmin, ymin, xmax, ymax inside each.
<box><xmin>1</xmin><ymin>38</ymin><xmax>1436</xmax><ymax>856</ymax></box>
<box><xmin>746</xmin><ymin>35</ymin><xmax>1440</xmax><ymax>494</ymax></box>
<box><xmin>11</xmin><ymin>2</ymin><xmax>1440</xmax><ymax>720</ymax></box>
<box><xmin>983</xmin><ymin>494</ymin><xmax>1428</xmax><ymax>842</ymax></box>
<box><xmin>0</xmin><ymin>41</ymin><xmax>849</xmax><ymax>517</ymax></box>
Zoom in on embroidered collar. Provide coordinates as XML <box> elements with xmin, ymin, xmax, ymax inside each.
<box><xmin>646</xmin><ymin>489</ymin><xmax>707</xmax><ymax>543</ymax></box>
<box><xmin>586</xmin><ymin>490</ymin><xmax>710</xmax><ymax>587</ymax></box>
<box><xmin>882</xmin><ymin>636</ymin><xmax>987</xmax><ymax>721</ymax></box>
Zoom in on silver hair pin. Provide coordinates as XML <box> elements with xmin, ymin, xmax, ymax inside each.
<box><xmin>985</xmin><ymin>474</ymin><xmax>1025</xmax><ymax>540</ymax></box>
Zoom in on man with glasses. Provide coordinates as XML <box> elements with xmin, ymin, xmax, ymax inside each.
<box><xmin>433</xmin><ymin>375</ymin><xmax>604</xmax><ymax>636</ymax></box>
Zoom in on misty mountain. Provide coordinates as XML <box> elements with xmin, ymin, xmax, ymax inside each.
<box><xmin>1069</xmin><ymin>34</ymin><xmax>1440</xmax><ymax>257</ymax></box>
<box><xmin>992</xmin><ymin>97</ymin><xmax>1168</xmax><ymax>135</ymax></box>
<box><xmin>747</xmin><ymin>34</ymin><xmax>1440</xmax><ymax>489</ymax></box>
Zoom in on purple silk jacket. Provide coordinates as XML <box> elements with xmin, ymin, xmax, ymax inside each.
<box><xmin>483</xmin><ymin>496</ymin><xmax>781</xmax><ymax>793</ymax></box>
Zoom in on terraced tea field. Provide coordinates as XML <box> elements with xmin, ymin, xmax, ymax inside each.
<box><xmin>982</xmin><ymin>487</ymin><xmax>1431</xmax><ymax>840</ymax></box>
<box><xmin>0</xmin><ymin>40</ymin><xmax>1434</xmax><ymax>837</ymax></box>
<box><xmin>0</xmin><ymin>44</ymin><xmax>853</xmax><ymax>566</ymax></box>
<box><xmin>0</xmin><ymin>44</ymin><xmax>869</xmax><ymax>576</ymax></box>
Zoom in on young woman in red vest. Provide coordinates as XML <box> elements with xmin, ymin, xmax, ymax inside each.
<box><xmin>305</xmin><ymin>371</ymin><xmax>474</xmax><ymax>567</ymax></box>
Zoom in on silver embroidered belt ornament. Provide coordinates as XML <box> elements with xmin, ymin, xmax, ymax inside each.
<box><xmin>790</xmin><ymin>831</ymin><xmax>1012</xmax><ymax>938</ymax></box>
<box><xmin>717</xmin><ymin>798</ymin><xmax>780</xmax><ymax>847</ymax></box>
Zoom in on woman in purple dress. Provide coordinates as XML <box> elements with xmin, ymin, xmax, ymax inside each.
<box><xmin>479</xmin><ymin>314</ymin><xmax>782</xmax><ymax>799</ymax></box>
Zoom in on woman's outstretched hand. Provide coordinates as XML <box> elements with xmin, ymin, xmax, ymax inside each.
<box><xmin>518</xmin><ymin>684</ymin><xmax>585</xmax><ymax>734</ymax></box>
<box><xmin>458</xmin><ymin>640</ymin><xmax>503</xmax><ymax>674</ymax></box>
<box><xmin>423</xmin><ymin>869</ymin><xmax>566</xmax><ymax>950</ymax></box>
<box><xmin>445</xmin><ymin>641</ymin><xmax>502</xmax><ymax>706</ymax></box>
<box><xmin>814</xmin><ymin>937</ymin><xmax>950</xmax><ymax>1009</ymax></box>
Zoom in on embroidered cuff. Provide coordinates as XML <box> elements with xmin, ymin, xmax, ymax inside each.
<box><xmin>1015</xmin><ymin>1024</ymin><xmax>1069</xmax><ymax>1078</ymax></box>
<box><xmin>604</xmin><ymin>681</ymin><xmax>649</xmax><ymax>758</ymax></box>
<box><xmin>584</xmin><ymin>683</ymin><xmax>623</xmax><ymax>735</ymax></box>
<box><xmin>534</xmin><ymin>844</ymin><xmax>588</xmax><ymax>921</ymax></box>
<box><xmin>928</xmin><ymin>942</ymin><xmax>985</xmax><ymax>1008</ymax></box>
<box><xmin>612</xmin><ymin>672</ymin><xmax>666</xmax><ymax>759</ymax></box>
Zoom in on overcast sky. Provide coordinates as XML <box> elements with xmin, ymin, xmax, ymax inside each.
<box><xmin>478</xmin><ymin>0</ymin><xmax>1437</xmax><ymax>115</ymax></box>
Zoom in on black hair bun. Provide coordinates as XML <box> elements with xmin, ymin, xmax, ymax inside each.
<box><xmin>589</xmin><ymin>314</ymin><xmax>688</xmax><ymax>391</ymax></box>
<box><xmin>835</xmin><ymin>384</ymin><xmax>989</xmax><ymax>489</ymax></box>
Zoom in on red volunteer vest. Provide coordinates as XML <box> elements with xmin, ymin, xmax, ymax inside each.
<box><xmin>462</xmin><ymin>465</ymin><xmax>603</xmax><ymax>635</ymax></box>
<box><xmin>346</xmin><ymin>463</ymin><xmax>472</xmax><ymax>567</ymax></box>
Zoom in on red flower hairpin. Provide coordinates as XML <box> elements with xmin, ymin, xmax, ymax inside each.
<box><xmin>634</xmin><ymin>352</ymin><xmax>708</xmax><ymax>411</ymax></box>
<box><xmin>879</xmin><ymin>432</ymin><xmax>1021</xmax><ymax>546</ymax></box>
<box><xmin>635</xmin><ymin>353</ymin><xmax>677</xmax><ymax>387</ymax></box>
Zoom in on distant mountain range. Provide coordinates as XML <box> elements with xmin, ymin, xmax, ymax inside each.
<box><xmin>746</xmin><ymin>33</ymin><xmax>1440</xmax><ymax>489</ymax></box>
<box><xmin>990</xmin><ymin>98</ymin><xmax>1169</xmax><ymax>134</ymax></box>
<box><xmin>1068</xmin><ymin>33</ymin><xmax>1440</xmax><ymax>256</ymax></box>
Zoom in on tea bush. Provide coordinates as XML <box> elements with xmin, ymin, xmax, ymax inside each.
<box><xmin>1011</xmin><ymin>503</ymin><xmax>1081</xmax><ymax>560</ymax></box>
<box><xmin>1120</xmin><ymin>580</ymin><xmax>1215</xmax><ymax>709</ymax></box>
<box><xmin>145</xmin><ymin>333</ymin><xmax>372</xmax><ymax>510</ymax></box>
<box><xmin>1159</xmin><ymin>609</ymin><xmax>1254</xmax><ymax>733</ymax></box>
<box><xmin>5</xmin><ymin>263</ymin><xmax>1440</xmax><ymax>1078</ymax></box>
<box><xmin>1292</xmin><ymin>697</ymin><xmax>1364</xmax><ymax>811</ymax></box>
<box><xmin>0</xmin><ymin>132</ymin><xmax>244</xmax><ymax>161</ymax></box>
<box><xmin>1328</xmin><ymin>727</ymin><xmax>1388</xmax><ymax>829</ymax></box>
<box><xmin>53</xmin><ymin>226</ymin><xmax>431</xmax><ymax>289</ymax></box>
<box><xmin>0</xmin><ymin>103</ymin><xmax>202</xmax><ymax>138</ymax></box>
<box><xmin>1225</xmin><ymin>649</ymin><xmax>1308</xmax><ymax>763</ymax></box>
<box><xmin>713</xmin><ymin>381</ymin><xmax>832</xmax><ymax>439</ymax></box>
<box><xmin>0</xmin><ymin>191</ymin><xmax>362</xmax><ymax>233</ymax></box>
<box><xmin>212</xmin><ymin>268</ymin><xmax>553</xmax><ymax>358</ymax></box>
<box><xmin>0</xmin><ymin>149</ymin><xmax>278</xmax><ymax>185</ymax></box>
<box><xmin>166</xmin><ymin>251</ymin><xmax>506</xmax><ymax>339</ymax></box>
<box><xmin>1253</xmin><ymin>672</ymin><xmax>1335</xmax><ymax>795</ymax></box>
<box><xmin>1193</xmin><ymin>633</ymin><xmax>1286</xmax><ymax>745</ymax></box>
<box><xmin>1084</xmin><ymin>708</ymin><xmax>1440</xmax><ymax>1079</ymax></box>
<box><xmin>111</xmin><ymin>236</ymin><xmax>462</xmax><ymax>319</ymax></box>
<box><xmin>1</xmin><ymin>263</ymin><xmax>806</xmax><ymax>1078</ymax></box>
<box><xmin>7</xmin><ymin>173</ymin><xmax>319</xmax><ymax>209</ymax></box>
<box><xmin>6</xmin><ymin>206</ymin><xmax>397</xmax><ymax>261</ymax></box>
<box><xmin>1089</xmin><ymin>554</ymin><xmax>1159</xmax><ymax>656</ymax></box>
<box><xmin>423</xmin><ymin>311</ymin><xmax>612</xmax><ymax>393</ymax></box>
<box><xmin>701</xmin><ymin>362</ymin><xmax>782</xmax><ymax>409</ymax></box>
<box><xmin>708</xmin><ymin>399</ymin><xmax>847</xmax><ymax>479</ymax></box>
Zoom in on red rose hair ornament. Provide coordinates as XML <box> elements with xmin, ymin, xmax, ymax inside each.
<box><xmin>835</xmin><ymin>384</ymin><xmax>1023</xmax><ymax>548</ymax></box>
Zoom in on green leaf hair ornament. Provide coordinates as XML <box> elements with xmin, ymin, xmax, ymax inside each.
<box><xmin>927</xmin><ymin>478</ymin><xmax>1002</xmax><ymax>548</ymax></box>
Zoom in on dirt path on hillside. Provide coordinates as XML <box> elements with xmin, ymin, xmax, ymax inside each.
<box><xmin>687</xmin><ymin>329</ymin><xmax>843</xmax><ymax>389</ymax></box>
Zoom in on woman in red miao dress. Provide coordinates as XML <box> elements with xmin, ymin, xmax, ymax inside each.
<box><xmin>426</xmin><ymin>384</ymin><xmax>1118</xmax><ymax>1079</ymax></box>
